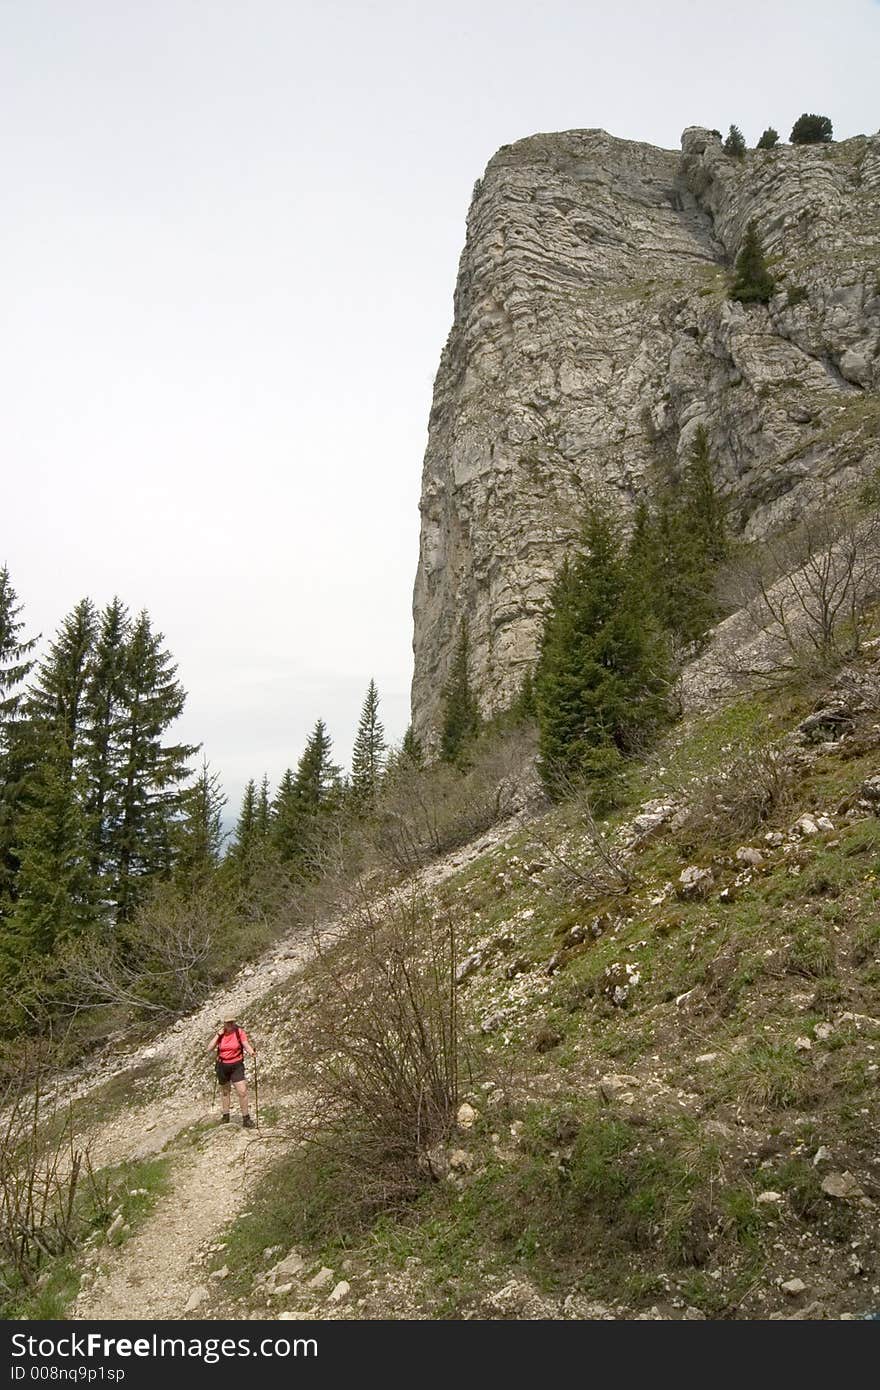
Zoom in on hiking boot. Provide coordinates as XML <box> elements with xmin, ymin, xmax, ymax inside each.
<box><xmin>220</xmin><ymin>1113</ymin><xmax>230</xmax><ymax>1123</ymax></box>
<box><xmin>242</xmin><ymin>1114</ymin><xmax>255</xmax><ymax>1129</ymax></box>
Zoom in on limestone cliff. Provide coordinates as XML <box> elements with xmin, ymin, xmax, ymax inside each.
<box><xmin>411</xmin><ymin>126</ymin><xmax>880</xmax><ymax>745</ymax></box>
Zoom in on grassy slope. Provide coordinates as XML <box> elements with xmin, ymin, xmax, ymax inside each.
<box><xmin>214</xmin><ymin>657</ymin><xmax>880</xmax><ymax>1320</ymax></box>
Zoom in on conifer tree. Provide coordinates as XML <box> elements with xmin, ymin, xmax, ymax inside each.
<box><xmin>6</xmin><ymin>743</ymin><xmax>96</xmax><ymax>960</ymax></box>
<box><xmin>270</xmin><ymin>768</ymin><xmax>299</xmax><ymax>860</ymax></box>
<box><xmin>272</xmin><ymin>723</ymin><xmax>342</xmax><ymax>871</ymax></box>
<box><xmin>723</xmin><ymin>124</ymin><xmax>746</xmax><ymax>157</ymax></box>
<box><xmin>0</xmin><ymin>567</ymin><xmax>37</xmax><ymax>907</ymax></box>
<box><xmin>439</xmin><ymin>621</ymin><xmax>480</xmax><ymax>763</ymax></box>
<box><xmin>0</xmin><ymin>566</ymin><xmax>36</xmax><ymax>726</ymax></box>
<box><xmin>255</xmin><ymin>774</ymin><xmax>271</xmax><ymax>838</ymax></box>
<box><xmin>174</xmin><ymin>759</ymin><xmax>226</xmax><ymax>890</ymax></box>
<box><xmin>730</xmin><ymin>221</ymin><xmax>775</xmax><ymax>304</ymax></box>
<box><xmin>5</xmin><ymin>601</ymin><xmax>101</xmax><ymax>948</ymax></box>
<box><xmin>534</xmin><ymin>505</ymin><xmax>672</xmax><ymax>799</ymax></box>
<box><xmin>111</xmin><ymin>612</ymin><xmax>199</xmax><ymax>921</ymax></box>
<box><xmin>400</xmin><ymin>725</ymin><xmax>423</xmax><ymax>767</ymax></box>
<box><xmin>82</xmin><ymin>598</ymin><xmax>130</xmax><ymax>879</ymax></box>
<box><xmin>350</xmin><ymin>679</ymin><xmax>386</xmax><ymax>809</ymax></box>
<box><xmin>627</xmin><ymin>428</ymin><xmax>728</xmax><ymax>650</ymax></box>
<box><xmin>756</xmin><ymin>127</ymin><xmax>779</xmax><ymax>149</ymax></box>
<box><xmin>790</xmin><ymin>113</ymin><xmax>832</xmax><ymax>145</ymax></box>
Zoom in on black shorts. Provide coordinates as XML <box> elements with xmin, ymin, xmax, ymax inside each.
<box><xmin>216</xmin><ymin>1059</ymin><xmax>245</xmax><ymax>1084</ymax></box>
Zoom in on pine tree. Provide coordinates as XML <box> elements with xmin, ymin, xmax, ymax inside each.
<box><xmin>350</xmin><ymin>679</ymin><xmax>386</xmax><ymax>809</ymax></box>
<box><xmin>439</xmin><ymin>621</ymin><xmax>480</xmax><ymax>763</ymax></box>
<box><xmin>5</xmin><ymin>742</ymin><xmax>96</xmax><ymax>962</ymax></box>
<box><xmin>174</xmin><ymin>759</ymin><xmax>226</xmax><ymax>891</ymax></box>
<box><xmin>534</xmin><ymin>505</ymin><xmax>672</xmax><ymax>800</ymax></box>
<box><xmin>270</xmin><ymin>768</ymin><xmax>299</xmax><ymax>860</ymax></box>
<box><xmin>756</xmin><ymin>127</ymin><xmax>779</xmax><ymax>150</ymax></box>
<box><xmin>0</xmin><ymin>567</ymin><xmax>37</xmax><ymax>907</ymax></box>
<box><xmin>627</xmin><ymin>429</ymin><xmax>728</xmax><ymax>650</ymax></box>
<box><xmin>723</xmin><ymin>124</ymin><xmax>746</xmax><ymax>157</ymax></box>
<box><xmin>110</xmin><ymin>612</ymin><xmax>199</xmax><ymax>921</ymax></box>
<box><xmin>4</xmin><ymin>601</ymin><xmax>101</xmax><ymax>949</ymax></box>
<box><xmin>0</xmin><ymin>566</ymin><xmax>37</xmax><ymax>726</ymax></box>
<box><xmin>81</xmin><ymin>598</ymin><xmax>130</xmax><ymax>879</ymax></box>
<box><xmin>730</xmin><ymin>221</ymin><xmax>775</xmax><ymax>305</ymax></box>
<box><xmin>272</xmin><ymin>723</ymin><xmax>342</xmax><ymax>872</ymax></box>
<box><xmin>510</xmin><ymin>668</ymin><xmax>537</xmax><ymax>722</ymax></box>
<box><xmin>790</xmin><ymin>113</ymin><xmax>832</xmax><ymax>145</ymax></box>
<box><xmin>255</xmin><ymin>774</ymin><xmax>271</xmax><ymax>838</ymax></box>
<box><xmin>683</xmin><ymin>425</ymin><xmax>728</xmax><ymax>567</ymax></box>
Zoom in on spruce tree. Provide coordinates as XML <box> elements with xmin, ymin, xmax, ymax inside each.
<box><xmin>534</xmin><ymin>505</ymin><xmax>672</xmax><ymax>800</ymax></box>
<box><xmin>0</xmin><ymin>567</ymin><xmax>37</xmax><ymax>908</ymax></box>
<box><xmin>6</xmin><ymin>743</ymin><xmax>96</xmax><ymax>961</ymax></box>
<box><xmin>756</xmin><ymin>127</ymin><xmax>779</xmax><ymax>149</ymax></box>
<box><xmin>439</xmin><ymin>620</ymin><xmax>480</xmax><ymax>763</ymax></box>
<box><xmin>272</xmin><ymin>723</ymin><xmax>342</xmax><ymax>872</ymax></box>
<box><xmin>5</xmin><ymin>601</ymin><xmax>101</xmax><ymax>950</ymax></box>
<box><xmin>81</xmin><ymin>598</ymin><xmax>129</xmax><ymax>879</ymax></box>
<box><xmin>723</xmin><ymin>125</ymin><xmax>746</xmax><ymax>157</ymax></box>
<box><xmin>350</xmin><ymin>679</ymin><xmax>386</xmax><ymax>809</ymax></box>
<box><xmin>174</xmin><ymin>759</ymin><xmax>226</xmax><ymax>890</ymax></box>
<box><xmin>730</xmin><ymin>221</ymin><xmax>775</xmax><ymax>304</ymax></box>
<box><xmin>270</xmin><ymin>768</ymin><xmax>299</xmax><ymax>860</ymax></box>
<box><xmin>111</xmin><ymin>612</ymin><xmax>199</xmax><ymax>921</ymax></box>
<box><xmin>255</xmin><ymin>774</ymin><xmax>271</xmax><ymax>838</ymax></box>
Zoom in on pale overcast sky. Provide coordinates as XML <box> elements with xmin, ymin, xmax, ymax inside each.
<box><xmin>3</xmin><ymin>0</ymin><xmax>877</xmax><ymax>818</ymax></box>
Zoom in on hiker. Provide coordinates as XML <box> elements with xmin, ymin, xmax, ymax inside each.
<box><xmin>207</xmin><ymin>1014</ymin><xmax>257</xmax><ymax>1127</ymax></box>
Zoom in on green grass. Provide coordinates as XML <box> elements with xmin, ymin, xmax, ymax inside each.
<box><xmin>0</xmin><ymin>1153</ymin><xmax>170</xmax><ymax>1318</ymax></box>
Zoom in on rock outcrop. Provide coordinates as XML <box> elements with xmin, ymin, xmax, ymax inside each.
<box><xmin>411</xmin><ymin>126</ymin><xmax>880</xmax><ymax>744</ymax></box>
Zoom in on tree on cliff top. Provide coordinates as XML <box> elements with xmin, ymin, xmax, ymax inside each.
<box><xmin>790</xmin><ymin>113</ymin><xmax>833</xmax><ymax>145</ymax></box>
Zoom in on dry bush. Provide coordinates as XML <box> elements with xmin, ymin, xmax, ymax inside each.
<box><xmin>0</xmin><ymin>1046</ymin><xmax>101</xmax><ymax>1296</ymax></box>
<box><xmin>728</xmin><ymin>502</ymin><xmax>880</xmax><ymax>681</ymax></box>
<box><xmin>370</xmin><ymin>725</ymin><xmax>540</xmax><ymax>874</ymax></box>
<box><xmin>524</xmin><ymin>774</ymin><xmax>637</xmax><ymax>898</ymax></box>
<box><xmin>676</xmin><ymin>744</ymin><xmax>798</xmax><ymax>846</ymax></box>
<box><xmin>295</xmin><ymin>885</ymin><xmax>463</xmax><ymax>1219</ymax></box>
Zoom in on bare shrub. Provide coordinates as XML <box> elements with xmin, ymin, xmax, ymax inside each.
<box><xmin>728</xmin><ymin>502</ymin><xmax>880</xmax><ymax>682</ymax></box>
<box><xmin>47</xmin><ymin>882</ymin><xmax>241</xmax><ymax>1020</ymax></box>
<box><xmin>524</xmin><ymin>774</ymin><xmax>636</xmax><ymax>898</ymax></box>
<box><xmin>371</xmin><ymin>725</ymin><xmax>540</xmax><ymax>874</ymax></box>
<box><xmin>0</xmin><ymin>1047</ymin><xmax>101</xmax><ymax>1297</ymax></box>
<box><xmin>676</xmin><ymin>744</ymin><xmax>798</xmax><ymax>846</ymax></box>
<box><xmin>295</xmin><ymin>884</ymin><xmax>462</xmax><ymax>1219</ymax></box>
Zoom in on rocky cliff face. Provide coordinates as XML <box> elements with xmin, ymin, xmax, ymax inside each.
<box><xmin>411</xmin><ymin>126</ymin><xmax>880</xmax><ymax>744</ymax></box>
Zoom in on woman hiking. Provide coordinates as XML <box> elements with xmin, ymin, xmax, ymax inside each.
<box><xmin>208</xmin><ymin>1013</ymin><xmax>257</xmax><ymax>1127</ymax></box>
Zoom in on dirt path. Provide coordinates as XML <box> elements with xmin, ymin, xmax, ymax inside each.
<box><xmin>74</xmin><ymin>1119</ymin><xmax>274</xmax><ymax>1319</ymax></box>
<box><xmin>59</xmin><ymin>820</ymin><xmax>521</xmax><ymax>1320</ymax></box>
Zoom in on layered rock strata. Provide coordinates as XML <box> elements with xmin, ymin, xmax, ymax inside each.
<box><xmin>412</xmin><ymin>126</ymin><xmax>880</xmax><ymax>743</ymax></box>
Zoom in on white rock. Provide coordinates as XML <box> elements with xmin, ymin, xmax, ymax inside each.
<box><xmin>794</xmin><ymin>1036</ymin><xmax>812</xmax><ymax>1051</ymax></box>
<box><xmin>794</xmin><ymin>815</ymin><xmax>820</xmax><ymax>837</ymax></box>
<box><xmin>815</xmin><ymin>815</ymin><xmax>835</xmax><ymax>832</ymax></box>
<box><xmin>695</xmin><ymin>1053</ymin><xmax>717</xmax><ymax>1064</ymax></box>
<box><xmin>782</xmin><ymin>1279</ymin><xmax>807</xmax><ymax>1296</ymax></box>
<box><xmin>757</xmin><ymin>1191</ymin><xmax>783</xmax><ymax>1204</ymax></box>
<box><xmin>812</xmin><ymin>1146</ymin><xmax>832</xmax><ymax>1167</ymax></box>
<box><xmin>183</xmin><ymin>1287</ymin><xmax>210</xmax><ymax>1312</ymax></box>
<box><xmin>209</xmin><ymin>1266</ymin><xmax>230</xmax><ymax>1281</ymax></box>
<box><xmin>815</xmin><ymin>1022</ymin><xmax>834</xmax><ymax>1041</ymax></box>
<box><xmin>328</xmin><ymin>1281</ymin><xmax>350</xmax><ymax>1303</ymax></box>
<box><xmin>736</xmin><ymin>846</ymin><xmax>764</xmax><ymax>866</ymax></box>
<box><xmin>307</xmin><ymin>1266</ymin><xmax>335</xmax><ymax>1290</ymax></box>
<box><xmin>270</xmin><ymin>1283</ymin><xmax>294</xmax><ymax>1297</ymax></box>
<box><xmin>456</xmin><ymin>1102</ymin><xmax>477</xmax><ymax>1130</ymax></box>
<box><xmin>106</xmin><ymin>1214</ymin><xmax>125</xmax><ymax>1240</ymax></box>
<box><xmin>821</xmin><ymin>1171</ymin><xmax>863</xmax><ymax>1199</ymax></box>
